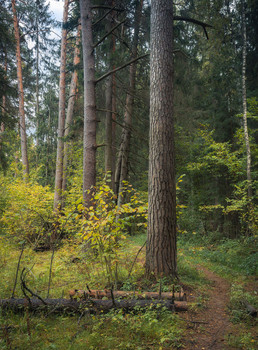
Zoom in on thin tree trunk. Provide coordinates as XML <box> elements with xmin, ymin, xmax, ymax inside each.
<box><xmin>241</xmin><ymin>1</ymin><xmax>252</xmax><ymax>198</ymax></box>
<box><xmin>53</xmin><ymin>0</ymin><xmax>69</xmax><ymax>210</ymax></box>
<box><xmin>111</xmin><ymin>28</ymin><xmax>117</xmax><ymax>192</ymax></box>
<box><xmin>45</xmin><ymin>107</ymin><xmax>51</xmax><ymax>185</ymax></box>
<box><xmin>80</xmin><ymin>0</ymin><xmax>97</xmax><ymax>207</ymax></box>
<box><xmin>0</xmin><ymin>48</ymin><xmax>7</xmax><ymax>143</ymax></box>
<box><xmin>11</xmin><ymin>0</ymin><xmax>29</xmax><ymax>178</ymax></box>
<box><xmin>105</xmin><ymin>2</ymin><xmax>114</xmax><ymax>184</ymax></box>
<box><xmin>62</xmin><ymin>24</ymin><xmax>81</xmax><ymax>195</ymax></box>
<box><xmin>105</xmin><ymin>74</ymin><xmax>113</xmax><ymax>178</ymax></box>
<box><xmin>35</xmin><ymin>0</ymin><xmax>40</xmax><ymax>165</ymax></box>
<box><xmin>115</xmin><ymin>0</ymin><xmax>143</xmax><ymax>205</ymax></box>
<box><xmin>146</xmin><ymin>0</ymin><xmax>177</xmax><ymax>278</ymax></box>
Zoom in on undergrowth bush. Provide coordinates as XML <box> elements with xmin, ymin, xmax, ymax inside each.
<box><xmin>76</xmin><ymin>182</ymin><xmax>147</xmax><ymax>284</ymax></box>
<box><xmin>0</xmin><ymin>177</ymin><xmax>55</xmax><ymax>246</ymax></box>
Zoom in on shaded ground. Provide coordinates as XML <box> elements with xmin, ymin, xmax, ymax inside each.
<box><xmin>181</xmin><ymin>266</ymin><xmax>235</xmax><ymax>350</ymax></box>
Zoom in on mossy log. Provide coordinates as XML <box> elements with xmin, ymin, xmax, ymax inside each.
<box><xmin>0</xmin><ymin>298</ymin><xmax>188</xmax><ymax>314</ymax></box>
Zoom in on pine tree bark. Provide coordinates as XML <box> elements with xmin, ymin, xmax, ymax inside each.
<box><xmin>62</xmin><ymin>24</ymin><xmax>81</xmax><ymax>195</ymax></box>
<box><xmin>53</xmin><ymin>0</ymin><xmax>69</xmax><ymax>210</ymax></box>
<box><xmin>115</xmin><ymin>0</ymin><xmax>143</xmax><ymax>205</ymax></box>
<box><xmin>80</xmin><ymin>0</ymin><xmax>97</xmax><ymax>207</ymax></box>
<box><xmin>145</xmin><ymin>0</ymin><xmax>177</xmax><ymax>278</ymax></box>
<box><xmin>35</xmin><ymin>0</ymin><xmax>40</xmax><ymax>164</ymax></box>
<box><xmin>11</xmin><ymin>0</ymin><xmax>29</xmax><ymax>178</ymax></box>
<box><xmin>241</xmin><ymin>1</ymin><xmax>252</xmax><ymax>198</ymax></box>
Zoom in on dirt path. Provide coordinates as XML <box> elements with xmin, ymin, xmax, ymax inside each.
<box><xmin>181</xmin><ymin>266</ymin><xmax>234</xmax><ymax>350</ymax></box>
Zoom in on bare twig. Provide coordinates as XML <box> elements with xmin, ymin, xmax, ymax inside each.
<box><xmin>20</xmin><ymin>268</ymin><xmax>47</xmax><ymax>305</ymax></box>
<box><xmin>12</xmin><ymin>243</ymin><xmax>25</xmax><ymax>298</ymax></box>
<box><xmin>128</xmin><ymin>240</ymin><xmax>146</xmax><ymax>278</ymax></box>
<box><xmin>47</xmin><ymin>246</ymin><xmax>55</xmax><ymax>298</ymax></box>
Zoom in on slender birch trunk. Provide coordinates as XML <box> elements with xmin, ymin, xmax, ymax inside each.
<box><xmin>80</xmin><ymin>0</ymin><xmax>97</xmax><ymax>207</ymax></box>
<box><xmin>241</xmin><ymin>1</ymin><xmax>252</xmax><ymax>198</ymax></box>
<box><xmin>53</xmin><ymin>0</ymin><xmax>69</xmax><ymax>210</ymax></box>
<box><xmin>115</xmin><ymin>0</ymin><xmax>143</xmax><ymax>205</ymax></box>
<box><xmin>11</xmin><ymin>0</ymin><xmax>29</xmax><ymax>178</ymax></box>
<box><xmin>62</xmin><ymin>24</ymin><xmax>81</xmax><ymax>195</ymax></box>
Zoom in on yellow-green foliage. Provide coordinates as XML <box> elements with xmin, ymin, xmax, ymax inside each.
<box><xmin>0</xmin><ymin>177</ymin><xmax>54</xmax><ymax>244</ymax></box>
<box><xmin>75</xmin><ymin>182</ymin><xmax>147</xmax><ymax>282</ymax></box>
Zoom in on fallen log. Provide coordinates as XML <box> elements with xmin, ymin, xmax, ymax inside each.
<box><xmin>0</xmin><ymin>298</ymin><xmax>188</xmax><ymax>314</ymax></box>
<box><xmin>69</xmin><ymin>289</ymin><xmax>187</xmax><ymax>301</ymax></box>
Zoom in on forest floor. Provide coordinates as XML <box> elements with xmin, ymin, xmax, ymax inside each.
<box><xmin>0</xmin><ymin>235</ymin><xmax>257</xmax><ymax>349</ymax></box>
<box><xmin>181</xmin><ymin>265</ymin><xmax>233</xmax><ymax>350</ymax></box>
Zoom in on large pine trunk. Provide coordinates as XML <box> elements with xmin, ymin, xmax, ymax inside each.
<box><xmin>53</xmin><ymin>0</ymin><xmax>69</xmax><ymax>210</ymax></box>
<box><xmin>146</xmin><ymin>0</ymin><xmax>177</xmax><ymax>278</ymax></box>
<box><xmin>11</xmin><ymin>0</ymin><xmax>29</xmax><ymax>178</ymax></box>
<box><xmin>80</xmin><ymin>0</ymin><xmax>97</xmax><ymax>208</ymax></box>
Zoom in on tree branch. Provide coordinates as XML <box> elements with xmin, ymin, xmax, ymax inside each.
<box><xmin>91</xmin><ymin>5</ymin><xmax>124</xmax><ymax>12</ymax></box>
<box><xmin>173</xmin><ymin>16</ymin><xmax>212</xmax><ymax>39</ymax></box>
<box><xmin>93</xmin><ymin>20</ymin><xmax>126</xmax><ymax>48</ymax></box>
<box><xmin>95</xmin><ymin>53</ymin><xmax>149</xmax><ymax>84</ymax></box>
<box><xmin>93</xmin><ymin>7</ymin><xmax>114</xmax><ymax>27</ymax></box>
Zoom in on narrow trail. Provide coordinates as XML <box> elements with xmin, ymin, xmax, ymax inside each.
<box><xmin>181</xmin><ymin>266</ymin><xmax>234</xmax><ymax>350</ymax></box>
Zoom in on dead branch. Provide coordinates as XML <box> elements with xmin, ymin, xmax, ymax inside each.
<box><xmin>93</xmin><ymin>20</ymin><xmax>126</xmax><ymax>48</ymax></box>
<box><xmin>11</xmin><ymin>243</ymin><xmax>25</xmax><ymax>298</ymax></box>
<box><xmin>95</xmin><ymin>54</ymin><xmax>149</xmax><ymax>84</ymax></box>
<box><xmin>173</xmin><ymin>16</ymin><xmax>212</xmax><ymax>39</ymax></box>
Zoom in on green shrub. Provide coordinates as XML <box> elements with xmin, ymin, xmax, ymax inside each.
<box><xmin>0</xmin><ymin>178</ymin><xmax>55</xmax><ymax>246</ymax></box>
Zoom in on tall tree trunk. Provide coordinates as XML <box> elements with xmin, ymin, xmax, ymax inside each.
<box><xmin>111</xmin><ymin>29</ymin><xmax>117</xmax><ymax>192</ymax></box>
<box><xmin>105</xmin><ymin>74</ymin><xmax>113</xmax><ymax>179</ymax></box>
<box><xmin>62</xmin><ymin>24</ymin><xmax>81</xmax><ymax>195</ymax></box>
<box><xmin>35</xmin><ymin>1</ymin><xmax>40</xmax><ymax>165</ymax></box>
<box><xmin>80</xmin><ymin>0</ymin><xmax>97</xmax><ymax>207</ymax></box>
<box><xmin>115</xmin><ymin>0</ymin><xmax>143</xmax><ymax>205</ymax></box>
<box><xmin>105</xmin><ymin>2</ymin><xmax>114</xmax><ymax>185</ymax></box>
<box><xmin>241</xmin><ymin>1</ymin><xmax>252</xmax><ymax>198</ymax></box>
<box><xmin>46</xmin><ymin>107</ymin><xmax>51</xmax><ymax>185</ymax></box>
<box><xmin>0</xmin><ymin>48</ymin><xmax>7</xmax><ymax>143</ymax></box>
<box><xmin>53</xmin><ymin>0</ymin><xmax>69</xmax><ymax>210</ymax></box>
<box><xmin>11</xmin><ymin>0</ymin><xmax>29</xmax><ymax>178</ymax></box>
<box><xmin>145</xmin><ymin>0</ymin><xmax>177</xmax><ymax>278</ymax></box>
